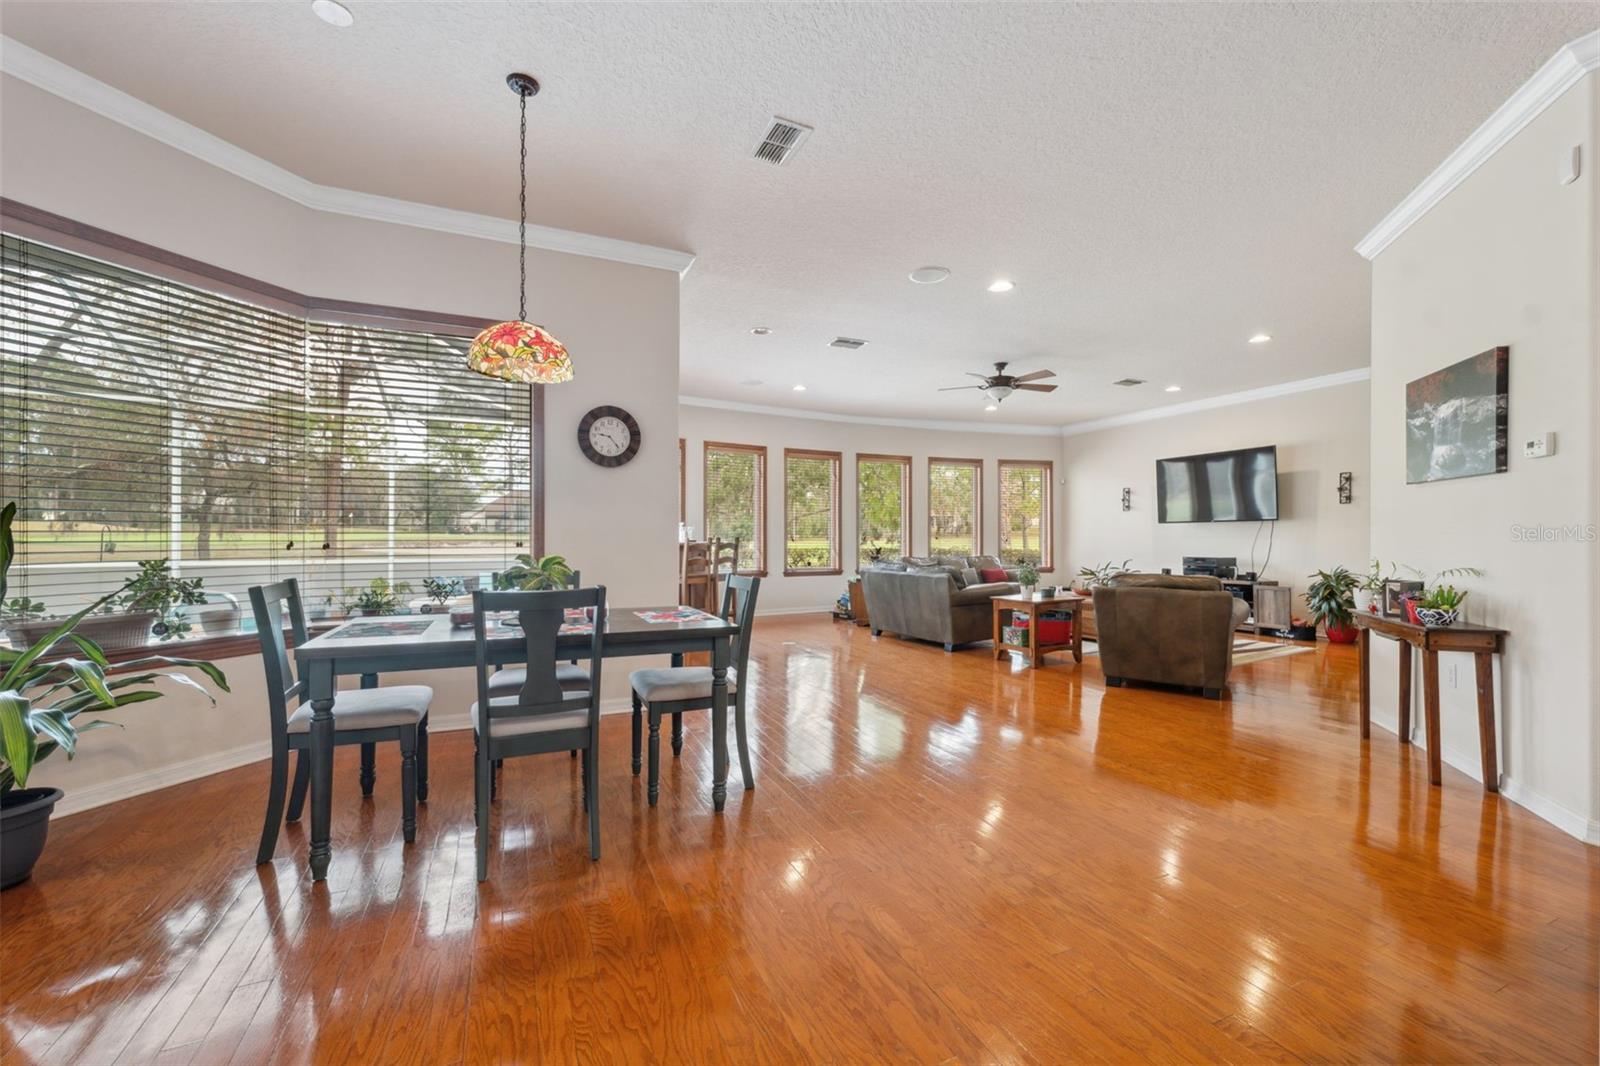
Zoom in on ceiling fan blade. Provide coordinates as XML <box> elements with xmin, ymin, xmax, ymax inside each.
<box><xmin>938</xmin><ymin>385</ymin><xmax>985</xmax><ymax>392</ymax></box>
<box><xmin>1015</xmin><ymin>383</ymin><xmax>1058</xmax><ymax>392</ymax></box>
<box><xmin>965</xmin><ymin>372</ymin><xmax>992</xmax><ymax>380</ymax></box>
<box><xmin>1012</xmin><ymin>369</ymin><xmax>1056</xmax><ymax>383</ymax></box>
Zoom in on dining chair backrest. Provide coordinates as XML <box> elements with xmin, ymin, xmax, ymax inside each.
<box><xmin>711</xmin><ymin>537</ymin><xmax>740</xmax><ymax>576</ymax></box>
<box><xmin>719</xmin><ymin>574</ymin><xmax>761</xmax><ymax>688</ymax></box>
<box><xmin>248</xmin><ymin>578</ymin><xmax>310</xmax><ymax>738</ymax></box>
<box><xmin>472</xmin><ymin>586</ymin><xmax>606</xmax><ymax>724</ymax></box>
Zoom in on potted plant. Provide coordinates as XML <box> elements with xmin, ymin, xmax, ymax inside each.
<box><xmin>340</xmin><ymin>578</ymin><xmax>413</xmax><ymax>616</ymax></box>
<box><xmin>1304</xmin><ymin>566</ymin><xmax>1360</xmax><ymax>643</ymax></box>
<box><xmin>860</xmin><ymin>543</ymin><xmax>891</xmax><ymax>571</ymax></box>
<box><xmin>0</xmin><ymin>503</ymin><xmax>229</xmax><ymax>888</ymax></box>
<box><xmin>494</xmin><ymin>554</ymin><xmax>575</xmax><ymax>591</ymax></box>
<box><xmin>1015</xmin><ymin>561</ymin><xmax>1040</xmax><ymax>599</ymax></box>
<box><xmin>119</xmin><ymin>559</ymin><xmax>208</xmax><ymax>641</ymax></box>
<box><xmin>1414</xmin><ymin>584</ymin><xmax>1469</xmax><ymax>627</ymax></box>
<box><xmin>421</xmin><ymin>577</ymin><xmax>465</xmax><ymax>613</ymax></box>
<box><xmin>1076</xmin><ymin>559</ymin><xmax>1131</xmax><ymax>593</ymax></box>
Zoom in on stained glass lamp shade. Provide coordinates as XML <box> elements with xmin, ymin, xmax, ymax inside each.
<box><xmin>468</xmin><ymin>320</ymin><xmax>573</xmax><ymax>384</ymax></box>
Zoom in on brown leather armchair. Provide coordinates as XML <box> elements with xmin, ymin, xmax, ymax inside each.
<box><xmin>1090</xmin><ymin>574</ymin><xmax>1250</xmax><ymax>699</ymax></box>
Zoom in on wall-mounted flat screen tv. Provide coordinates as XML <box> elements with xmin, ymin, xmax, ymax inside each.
<box><xmin>1156</xmin><ymin>445</ymin><xmax>1279</xmax><ymax>523</ymax></box>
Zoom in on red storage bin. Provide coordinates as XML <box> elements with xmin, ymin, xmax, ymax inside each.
<box><xmin>1037</xmin><ymin>618</ymin><xmax>1073</xmax><ymax>644</ymax></box>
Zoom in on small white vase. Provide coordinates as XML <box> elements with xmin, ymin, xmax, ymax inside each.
<box><xmin>1353</xmin><ymin>589</ymin><xmax>1375</xmax><ymax>614</ymax></box>
<box><xmin>1019</xmin><ymin>584</ymin><xmax>1036</xmax><ymax>599</ymax></box>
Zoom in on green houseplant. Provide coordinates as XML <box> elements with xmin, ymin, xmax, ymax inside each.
<box><xmin>422</xmin><ymin>576</ymin><xmax>465</xmax><ymax>612</ymax></box>
<box><xmin>1414</xmin><ymin>584</ymin><xmax>1469</xmax><ymax>627</ymax></box>
<box><xmin>118</xmin><ymin>558</ymin><xmax>207</xmax><ymax>640</ymax></box>
<box><xmin>1015</xmin><ymin>560</ymin><xmax>1040</xmax><ymax>597</ymax></box>
<box><xmin>0</xmin><ymin>502</ymin><xmax>229</xmax><ymax>888</ymax></box>
<box><xmin>340</xmin><ymin>578</ymin><xmax>413</xmax><ymax>616</ymax></box>
<box><xmin>1076</xmin><ymin>559</ymin><xmax>1131</xmax><ymax>592</ymax></box>
<box><xmin>494</xmin><ymin>554</ymin><xmax>575</xmax><ymax>591</ymax></box>
<box><xmin>1304</xmin><ymin>566</ymin><xmax>1360</xmax><ymax>643</ymax></box>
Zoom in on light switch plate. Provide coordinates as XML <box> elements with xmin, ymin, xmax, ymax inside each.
<box><xmin>1523</xmin><ymin>432</ymin><xmax>1554</xmax><ymax>458</ymax></box>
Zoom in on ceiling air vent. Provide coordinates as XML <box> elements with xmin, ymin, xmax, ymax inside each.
<box><xmin>754</xmin><ymin>117</ymin><xmax>813</xmax><ymax>166</ymax></box>
<box><xmin>829</xmin><ymin>337</ymin><xmax>867</xmax><ymax>350</ymax></box>
<box><xmin>1112</xmin><ymin>378</ymin><xmax>1147</xmax><ymax>387</ymax></box>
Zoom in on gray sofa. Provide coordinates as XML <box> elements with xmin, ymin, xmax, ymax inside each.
<box><xmin>860</xmin><ymin>555</ymin><xmax>1022</xmax><ymax>651</ymax></box>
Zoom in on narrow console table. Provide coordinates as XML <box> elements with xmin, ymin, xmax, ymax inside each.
<box><xmin>1352</xmin><ymin>613</ymin><xmax>1508</xmax><ymax>791</ymax></box>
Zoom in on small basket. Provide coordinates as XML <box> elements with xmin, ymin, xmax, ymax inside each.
<box><xmin>1002</xmin><ymin>625</ymin><xmax>1030</xmax><ymax>646</ymax></box>
<box><xmin>1414</xmin><ymin>606</ymin><xmax>1460</xmax><ymax>627</ymax></box>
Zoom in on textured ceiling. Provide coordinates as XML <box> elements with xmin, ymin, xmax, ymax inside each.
<box><xmin>3</xmin><ymin>2</ymin><xmax>1596</xmax><ymax>425</ymax></box>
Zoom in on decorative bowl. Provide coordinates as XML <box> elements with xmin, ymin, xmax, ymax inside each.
<box><xmin>1414</xmin><ymin>606</ymin><xmax>1459</xmax><ymax>627</ymax></box>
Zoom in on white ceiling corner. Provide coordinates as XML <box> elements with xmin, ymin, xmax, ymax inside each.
<box><xmin>0</xmin><ymin>35</ymin><xmax>698</xmax><ymax>275</ymax></box>
<box><xmin>1356</xmin><ymin>28</ymin><xmax>1600</xmax><ymax>260</ymax></box>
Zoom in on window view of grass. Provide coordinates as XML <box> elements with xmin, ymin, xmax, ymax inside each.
<box><xmin>929</xmin><ymin>460</ymin><xmax>980</xmax><ymax>557</ymax></box>
<box><xmin>857</xmin><ymin>456</ymin><xmax>908</xmax><ymax>569</ymax></box>
<box><xmin>705</xmin><ymin>445</ymin><xmax>764</xmax><ymax>573</ymax></box>
<box><xmin>784</xmin><ymin>452</ymin><xmax>838</xmax><ymax>571</ymax></box>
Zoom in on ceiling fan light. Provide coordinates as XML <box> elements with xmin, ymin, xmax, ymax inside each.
<box><xmin>988</xmin><ymin>385</ymin><xmax>1014</xmax><ymax>402</ymax></box>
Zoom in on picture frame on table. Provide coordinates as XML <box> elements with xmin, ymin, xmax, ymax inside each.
<box><xmin>1383</xmin><ymin>579</ymin><xmax>1424</xmax><ymax>618</ymax></box>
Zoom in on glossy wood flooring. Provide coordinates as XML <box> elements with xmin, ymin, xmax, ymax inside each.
<box><xmin>2</xmin><ymin>617</ymin><xmax>1596</xmax><ymax>1064</ymax></box>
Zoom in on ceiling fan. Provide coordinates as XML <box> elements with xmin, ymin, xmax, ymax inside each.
<box><xmin>939</xmin><ymin>361</ymin><xmax>1058</xmax><ymax>404</ymax></box>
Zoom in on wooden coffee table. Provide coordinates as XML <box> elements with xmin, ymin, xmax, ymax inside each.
<box><xmin>992</xmin><ymin>592</ymin><xmax>1086</xmax><ymax>668</ymax></box>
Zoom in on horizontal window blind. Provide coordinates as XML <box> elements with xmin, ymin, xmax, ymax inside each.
<box><xmin>856</xmin><ymin>454</ymin><xmax>910</xmax><ymax>568</ymax></box>
<box><xmin>703</xmin><ymin>442</ymin><xmax>765</xmax><ymax>574</ymax></box>
<box><xmin>998</xmin><ymin>460</ymin><xmax>1052</xmax><ymax>570</ymax></box>
<box><xmin>1</xmin><ymin>234</ymin><xmax>529</xmax><ymax>636</ymax></box>
<box><xmin>784</xmin><ymin>449</ymin><xmax>840</xmax><ymax>574</ymax></box>
<box><xmin>929</xmin><ymin>458</ymin><xmax>981</xmax><ymax>557</ymax></box>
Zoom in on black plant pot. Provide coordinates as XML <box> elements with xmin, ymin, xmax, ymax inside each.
<box><xmin>1</xmin><ymin>787</ymin><xmax>63</xmax><ymax>889</ymax></box>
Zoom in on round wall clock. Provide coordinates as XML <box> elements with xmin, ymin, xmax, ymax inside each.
<box><xmin>577</xmin><ymin>406</ymin><xmax>641</xmax><ymax>467</ymax></box>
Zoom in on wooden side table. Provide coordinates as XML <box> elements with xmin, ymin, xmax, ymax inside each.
<box><xmin>1352</xmin><ymin>612</ymin><xmax>1508</xmax><ymax>791</ymax></box>
<box><xmin>992</xmin><ymin>593</ymin><xmax>1085</xmax><ymax>669</ymax></box>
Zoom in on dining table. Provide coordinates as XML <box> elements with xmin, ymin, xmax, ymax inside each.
<box><xmin>292</xmin><ymin>604</ymin><xmax>741</xmax><ymax>882</ymax></box>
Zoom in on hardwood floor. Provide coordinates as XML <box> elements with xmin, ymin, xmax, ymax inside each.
<box><xmin>2</xmin><ymin>616</ymin><xmax>1595</xmax><ymax>1064</ymax></box>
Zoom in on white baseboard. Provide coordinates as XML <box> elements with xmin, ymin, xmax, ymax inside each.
<box><xmin>756</xmin><ymin>606</ymin><xmax>831</xmax><ymax>617</ymax></box>
<box><xmin>1370</xmin><ymin>715</ymin><xmax>1598</xmax><ymax>846</ymax></box>
<box><xmin>50</xmin><ymin>697</ymin><xmax>634</xmax><ymax>820</ymax></box>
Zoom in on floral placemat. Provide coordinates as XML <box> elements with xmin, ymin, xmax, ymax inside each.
<box><xmin>634</xmin><ymin>607</ymin><xmax>719</xmax><ymax>624</ymax></box>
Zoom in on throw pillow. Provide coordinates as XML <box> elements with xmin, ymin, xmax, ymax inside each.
<box><xmin>960</xmin><ymin>567</ymin><xmax>980</xmax><ymax>588</ymax></box>
<box><xmin>970</xmin><ymin>555</ymin><xmax>1005</xmax><ymax>572</ymax></box>
<box><xmin>979</xmin><ymin>567</ymin><xmax>1009</xmax><ymax>583</ymax></box>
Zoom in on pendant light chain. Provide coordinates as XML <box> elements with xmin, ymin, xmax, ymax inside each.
<box><xmin>518</xmin><ymin>87</ymin><xmax>528</xmax><ymax>323</ymax></box>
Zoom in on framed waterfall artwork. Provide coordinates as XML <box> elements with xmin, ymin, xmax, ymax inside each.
<box><xmin>1405</xmin><ymin>346</ymin><xmax>1509</xmax><ymax>484</ymax></box>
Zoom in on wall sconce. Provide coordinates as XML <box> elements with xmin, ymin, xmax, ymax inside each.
<box><xmin>1338</xmin><ymin>471</ymin><xmax>1352</xmax><ymax>505</ymax></box>
<box><xmin>1121</xmin><ymin>487</ymin><xmax>1131</xmax><ymax>512</ymax></box>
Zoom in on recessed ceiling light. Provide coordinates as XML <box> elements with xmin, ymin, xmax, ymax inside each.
<box><xmin>984</xmin><ymin>404</ymin><xmax>998</xmax><ymax>412</ymax></box>
<box><xmin>311</xmin><ymin>0</ymin><xmax>354</xmax><ymax>27</ymax></box>
<box><xmin>909</xmin><ymin>266</ymin><xmax>951</xmax><ymax>285</ymax></box>
<box><xmin>792</xmin><ymin>384</ymin><xmax>807</xmax><ymax>392</ymax></box>
<box><xmin>1248</xmin><ymin>333</ymin><xmax>1272</xmax><ymax>344</ymax></box>
<box><xmin>1165</xmin><ymin>385</ymin><xmax>1182</xmax><ymax>393</ymax></box>
<box><xmin>987</xmin><ymin>279</ymin><xmax>1015</xmax><ymax>293</ymax></box>
<box><xmin>750</xmin><ymin>326</ymin><xmax>771</xmax><ymax>336</ymax></box>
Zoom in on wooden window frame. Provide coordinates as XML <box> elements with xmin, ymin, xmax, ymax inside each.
<box><xmin>0</xmin><ymin>202</ymin><xmax>546</xmax><ymax>664</ymax></box>
<box><xmin>782</xmin><ymin>448</ymin><xmax>843</xmax><ymax>577</ymax></box>
<box><xmin>855</xmin><ymin>453</ymin><xmax>912</xmax><ymax>569</ymax></box>
<box><xmin>927</xmin><ymin>457</ymin><xmax>983</xmax><ymax>558</ymax></box>
<box><xmin>997</xmin><ymin>458</ymin><xmax>1054</xmax><ymax>572</ymax></box>
<box><xmin>703</xmin><ymin>441</ymin><xmax>768</xmax><ymax>577</ymax></box>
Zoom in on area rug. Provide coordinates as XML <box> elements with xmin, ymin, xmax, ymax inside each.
<box><xmin>1078</xmin><ymin>637</ymin><xmax>1311</xmax><ymax>666</ymax></box>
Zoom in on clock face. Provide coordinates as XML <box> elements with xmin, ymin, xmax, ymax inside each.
<box><xmin>577</xmin><ymin>406</ymin><xmax>641</xmax><ymax>467</ymax></box>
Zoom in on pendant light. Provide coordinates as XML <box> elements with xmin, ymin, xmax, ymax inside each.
<box><xmin>468</xmin><ymin>72</ymin><xmax>574</xmax><ymax>384</ymax></box>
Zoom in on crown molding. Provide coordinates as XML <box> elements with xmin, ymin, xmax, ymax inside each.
<box><xmin>1059</xmin><ymin>367</ymin><xmax>1371</xmax><ymax>437</ymax></box>
<box><xmin>1356</xmin><ymin>29</ymin><xmax>1600</xmax><ymax>261</ymax></box>
<box><xmin>678</xmin><ymin>396</ymin><xmax>1066</xmax><ymax>437</ymax></box>
<box><xmin>0</xmin><ymin>36</ymin><xmax>697</xmax><ymax>276</ymax></box>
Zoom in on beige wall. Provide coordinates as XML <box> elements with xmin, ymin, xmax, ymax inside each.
<box><xmin>1060</xmin><ymin>380</ymin><xmax>1371</xmax><ymax>594</ymax></box>
<box><xmin>1368</xmin><ymin>72</ymin><xmax>1598</xmax><ymax>841</ymax></box>
<box><xmin>2</xmin><ymin>76</ymin><xmax>682</xmax><ymax>812</ymax></box>
<box><xmin>678</xmin><ymin>404</ymin><xmax>1066</xmax><ymax>613</ymax></box>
